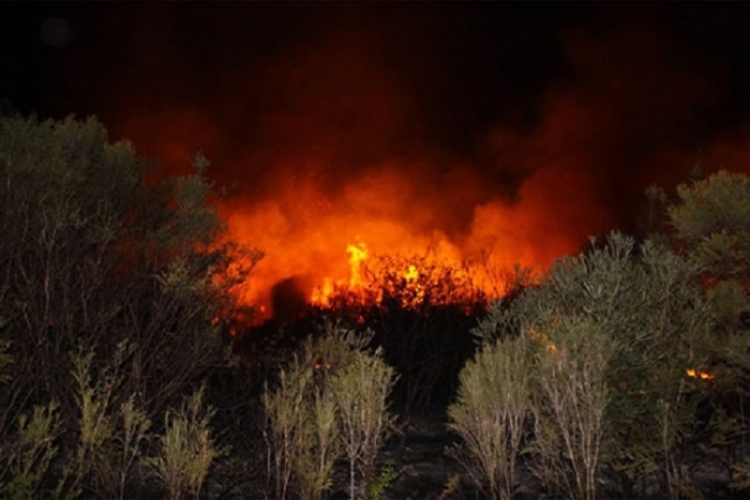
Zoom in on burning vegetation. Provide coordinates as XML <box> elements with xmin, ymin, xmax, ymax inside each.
<box><xmin>8</xmin><ymin>3</ymin><xmax>750</xmax><ymax>497</ymax></box>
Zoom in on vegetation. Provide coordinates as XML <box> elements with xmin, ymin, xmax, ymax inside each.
<box><xmin>446</xmin><ymin>171</ymin><xmax>750</xmax><ymax>499</ymax></box>
<box><xmin>262</xmin><ymin>320</ymin><xmax>397</xmax><ymax>500</ymax></box>
<box><xmin>459</xmin><ymin>231</ymin><xmax>715</xmax><ymax>499</ymax></box>
<box><xmin>145</xmin><ymin>386</ymin><xmax>221</xmax><ymax>500</ymax></box>
<box><xmin>3</xmin><ymin>111</ymin><xmax>750</xmax><ymax>499</ymax></box>
<box><xmin>0</xmin><ymin>114</ymin><xmax>250</xmax><ymax>498</ymax></box>
<box><xmin>447</xmin><ymin>334</ymin><xmax>534</xmax><ymax>500</ymax></box>
<box><xmin>308</xmin><ymin>253</ymin><xmax>487</xmax><ymax>415</ymax></box>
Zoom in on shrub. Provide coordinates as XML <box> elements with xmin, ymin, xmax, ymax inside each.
<box><xmin>66</xmin><ymin>343</ymin><xmax>151</xmax><ymax>499</ymax></box>
<box><xmin>0</xmin><ymin>114</ymin><xmax>259</xmax><ymax>498</ymax></box>
<box><xmin>145</xmin><ymin>386</ymin><xmax>220</xmax><ymax>500</ymax></box>
<box><xmin>447</xmin><ymin>334</ymin><xmax>535</xmax><ymax>500</ymax></box>
<box><xmin>475</xmin><ymin>232</ymin><xmax>713</xmax><ymax>497</ymax></box>
<box><xmin>331</xmin><ymin>347</ymin><xmax>396</xmax><ymax>500</ymax></box>
<box><xmin>0</xmin><ymin>114</ymin><xmax>257</xmax><ymax>439</ymax></box>
<box><xmin>263</xmin><ymin>356</ymin><xmax>339</xmax><ymax>500</ymax></box>
<box><xmin>529</xmin><ymin>316</ymin><xmax>615</xmax><ymax>500</ymax></box>
<box><xmin>263</xmin><ymin>320</ymin><xmax>396</xmax><ymax>500</ymax></box>
<box><xmin>0</xmin><ymin>401</ymin><xmax>62</xmax><ymax>500</ymax></box>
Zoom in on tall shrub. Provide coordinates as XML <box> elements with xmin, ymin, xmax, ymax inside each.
<box><xmin>263</xmin><ymin>321</ymin><xmax>396</xmax><ymax>500</ymax></box>
<box><xmin>530</xmin><ymin>316</ymin><xmax>615</xmax><ymax>500</ymax></box>
<box><xmin>0</xmin><ymin>115</ymin><xmax>257</xmax><ymax>439</ymax></box>
<box><xmin>145</xmin><ymin>386</ymin><xmax>220</xmax><ymax>500</ymax></box>
<box><xmin>447</xmin><ymin>334</ymin><xmax>535</xmax><ymax>500</ymax></box>
<box><xmin>330</xmin><ymin>348</ymin><xmax>396</xmax><ymax>500</ymax></box>
<box><xmin>475</xmin><ymin>232</ymin><xmax>713</xmax><ymax>497</ymax></box>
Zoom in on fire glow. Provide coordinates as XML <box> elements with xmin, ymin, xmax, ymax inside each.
<box><xmin>217</xmin><ymin>164</ymin><xmax>588</xmax><ymax>321</ymax></box>
<box><xmin>100</xmin><ymin>21</ymin><xmax>741</xmax><ymax>323</ymax></box>
<box><xmin>686</xmin><ymin>368</ymin><xmax>715</xmax><ymax>381</ymax></box>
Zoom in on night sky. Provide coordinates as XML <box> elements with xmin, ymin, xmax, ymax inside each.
<box><xmin>4</xmin><ymin>2</ymin><xmax>750</xmax><ymax>312</ymax></box>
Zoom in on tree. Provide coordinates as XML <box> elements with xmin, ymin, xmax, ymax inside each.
<box><xmin>668</xmin><ymin>170</ymin><xmax>750</xmax><ymax>285</ymax></box>
<box><xmin>0</xmin><ymin>115</ymin><xmax>256</xmax><ymax>443</ymax></box>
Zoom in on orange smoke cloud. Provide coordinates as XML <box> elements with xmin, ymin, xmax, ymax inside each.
<box><xmin>90</xmin><ymin>8</ymin><xmax>746</xmax><ymax>321</ymax></box>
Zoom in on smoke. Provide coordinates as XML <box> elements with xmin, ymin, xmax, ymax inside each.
<box><xmin>41</xmin><ymin>4</ymin><xmax>750</xmax><ymax>317</ymax></box>
<box><xmin>466</xmin><ymin>23</ymin><xmax>722</xmax><ymax>264</ymax></box>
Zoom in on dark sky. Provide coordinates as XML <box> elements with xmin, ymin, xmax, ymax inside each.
<box><xmin>5</xmin><ymin>2</ymin><xmax>750</xmax><ymax>309</ymax></box>
<box><xmin>5</xmin><ymin>4</ymin><xmax>750</xmax><ymax>176</ymax></box>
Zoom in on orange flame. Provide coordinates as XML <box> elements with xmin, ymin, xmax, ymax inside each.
<box><xmin>309</xmin><ymin>241</ymin><xmax>370</xmax><ymax>307</ymax></box>
<box><xmin>346</xmin><ymin>242</ymin><xmax>369</xmax><ymax>289</ymax></box>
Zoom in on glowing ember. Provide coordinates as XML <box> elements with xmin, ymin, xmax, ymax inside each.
<box><xmin>686</xmin><ymin>368</ymin><xmax>715</xmax><ymax>381</ymax></box>
<box><xmin>529</xmin><ymin>329</ymin><xmax>559</xmax><ymax>353</ymax></box>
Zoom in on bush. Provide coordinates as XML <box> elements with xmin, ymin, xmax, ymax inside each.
<box><xmin>447</xmin><ymin>334</ymin><xmax>535</xmax><ymax>500</ymax></box>
<box><xmin>474</xmin><ymin>232</ymin><xmax>714</xmax><ymax>498</ymax></box>
<box><xmin>529</xmin><ymin>316</ymin><xmax>615</xmax><ymax>500</ymax></box>
<box><xmin>66</xmin><ymin>343</ymin><xmax>151</xmax><ymax>499</ymax></box>
<box><xmin>262</xmin><ymin>321</ymin><xmax>396</xmax><ymax>500</ymax></box>
<box><xmin>0</xmin><ymin>401</ymin><xmax>62</xmax><ymax>500</ymax></box>
<box><xmin>145</xmin><ymin>386</ymin><xmax>220</xmax><ymax>500</ymax></box>
<box><xmin>0</xmin><ymin>113</ymin><xmax>258</xmax><ymax>498</ymax></box>
<box><xmin>0</xmin><ymin>115</ymin><xmax>257</xmax><ymax>439</ymax></box>
<box><xmin>331</xmin><ymin>347</ymin><xmax>397</xmax><ymax>500</ymax></box>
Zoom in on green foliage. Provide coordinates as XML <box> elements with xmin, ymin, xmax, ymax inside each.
<box><xmin>0</xmin><ymin>114</ymin><xmax>257</xmax><ymax>440</ymax></box>
<box><xmin>145</xmin><ymin>386</ymin><xmax>220</xmax><ymax>500</ymax></box>
<box><xmin>0</xmin><ymin>113</ymin><xmax>257</xmax><ymax>498</ymax></box>
<box><xmin>730</xmin><ymin>455</ymin><xmax>750</xmax><ymax>492</ymax></box>
<box><xmin>331</xmin><ymin>347</ymin><xmax>397</xmax><ymax>500</ymax></box>
<box><xmin>438</xmin><ymin>474</ymin><xmax>464</xmax><ymax>500</ymax></box>
<box><xmin>667</xmin><ymin>170</ymin><xmax>750</xmax><ymax>478</ymax></box>
<box><xmin>365</xmin><ymin>461</ymin><xmax>402</xmax><ymax>500</ymax></box>
<box><xmin>668</xmin><ymin>170</ymin><xmax>750</xmax><ymax>282</ymax></box>
<box><xmin>66</xmin><ymin>343</ymin><xmax>152</xmax><ymax>499</ymax></box>
<box><xmin>263</xmin><ymin>320</ymin><xmax>396</xmax><ymax>500</ymax></box>
<box><xmin>263</xmin><ymin>357</ymin><xmax>314</xmax><ymax>499</ymax></box>
<box><xmin>0</xmin><ymin>401</ymin><xmax>62</xmax><ymax>500</ymax></box>
<box><xmin>530</xmin><ymin>316</ymin><xmax>616</xmax><ymax>500</ymax></box>
<box><xmin>115</xmin><ymin>395</ymin><xmax>151</xmax><ymax>500</ymax></box>
<box><xmin>474</xmin><ymin>232</ymin><xmax>714</xmax><ymax>497</ymax></box>
<box><xmin>0</xmin><ymin>335</ymin><xmax>12</xmax><ymax>387</ymax></box>
<box><xmin>0</xmin><ymin>114</ymin><xmax>260</xmax><ymax>477</ymax></box>
<box><xmin>447</xmin><ymin>334</ymin><xmax>535</xmax><ymax>500</ymax></box>
<box><xmin>708</xmin><ymin>279</ymin><xmax>749</xmax><ymax>334</ymax></box>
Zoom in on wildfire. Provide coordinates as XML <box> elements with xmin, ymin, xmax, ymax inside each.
<box><xmin>307</xmin><ymin>238</ymin><xmax>484</xmax><ymax>311</ymax></box>
<box><xmin>404</xmin><ymin>264</ymin><xmax>419</xmax><ymax>282</ymax></box>
<box><xmin>99</xmin><ymin>12</ymin><xmax>722</xmax><ymax>328</ymax></box>
<box><xmin>346</xmin><ymin>242</ymin><xmax>369</xmax><ymax>288</ymax></box>
<box><xmin>310</xmin><ymin>241</ymin><xmax>369</xmax><ymax>306</ymax></box>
